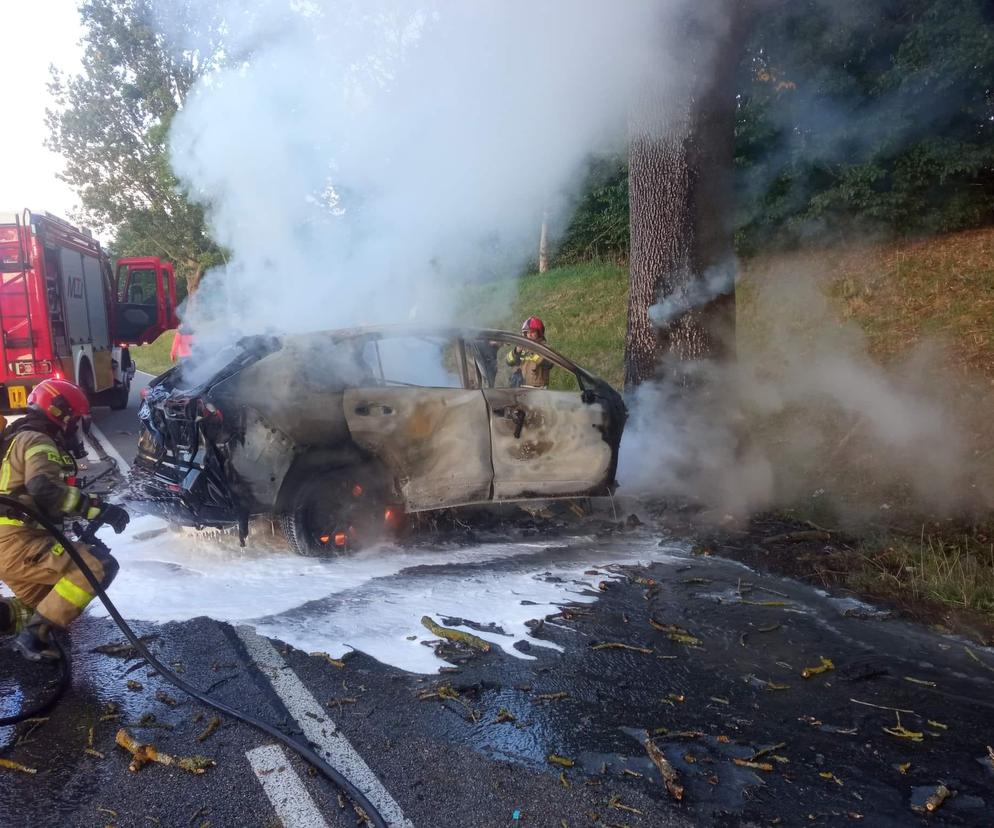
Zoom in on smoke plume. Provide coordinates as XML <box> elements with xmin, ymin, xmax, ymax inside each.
<box><xmin>160</xmin><ymin>0</ymin><xmax>724</xmax><ymax>349</ymax></box>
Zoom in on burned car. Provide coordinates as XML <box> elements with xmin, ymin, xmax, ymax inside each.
<box><xmin>130</xmin><ymin>326</ymin><xmax>627</xmax><ymax>555</ymax></box>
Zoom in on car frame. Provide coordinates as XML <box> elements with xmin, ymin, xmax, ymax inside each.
<box><xmin>130</xmin><ymin>325</ymin><xmax>627</xmax><ymax>554</ymax></box>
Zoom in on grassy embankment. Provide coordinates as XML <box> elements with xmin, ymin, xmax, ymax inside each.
<box><xmin>130</xmin><ymin>329</ymin><xmax>175</xmax><ymax>377</ymax></box>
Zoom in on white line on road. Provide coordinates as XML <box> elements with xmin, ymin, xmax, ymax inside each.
<box><xmin>247</xmin><ymin>745</ymin><xmax>331</xmax><ymax>828</ymax></box>
<box><xmin>87</xmin><ymin>419</ymin><xmax>131</xmax><ymax>472</ymax></box>
<box><xmin>236</xmin><ymin>625</ymin><xmax>414</xmax><ymax>828</ymax></box>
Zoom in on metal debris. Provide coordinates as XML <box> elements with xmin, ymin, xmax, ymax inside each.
<box><xmin>644</xmin><ymin>737</ymin><xmax>684</xmax><ymax>801</ymax></box>
<box><xmin>420</xmin><ymin>616</ymin><xmax>491</xmax><ymax>652</ymax></box>
<box><xmin>115</xmin><ymin>729</ymin><xmax>215</xmax><ymax>774</ymax></box>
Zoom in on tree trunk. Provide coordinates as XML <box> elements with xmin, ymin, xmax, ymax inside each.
<box><xmin>624</xmin><ymin>4</ymin><xmax>744</xmax><ymax>390</ymax></box>
<box><xmin>538</xmin><ymin>209</ymin><xmax>549</xmax><ymax>273</ymax></box>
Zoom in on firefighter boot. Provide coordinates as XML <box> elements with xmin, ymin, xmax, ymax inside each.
<box><xmin>12</xmin><ymin>613</ymin><xmax>62</xmax><ymax>662</ymax></box>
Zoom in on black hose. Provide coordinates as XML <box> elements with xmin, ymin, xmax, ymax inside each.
<box><xmin>0</xmin><ymin>497</ymin><xmax>389</xmax><ymax>828</ymax></box>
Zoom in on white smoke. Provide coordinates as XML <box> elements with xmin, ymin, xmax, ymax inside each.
<box><xmin>160</xmin><ymin>0</ymin><xmax>724</xmax><ymax>347</ymax></box>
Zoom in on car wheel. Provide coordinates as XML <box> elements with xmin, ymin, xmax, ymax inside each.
<box><xmin>281</xmin><ymin>468</ymin><xmax>400</xmax><ymax>556</ymax></box>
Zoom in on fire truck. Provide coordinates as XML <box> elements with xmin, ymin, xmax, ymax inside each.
<box><xmin>0</xmin><ymin>209</ymin><xmax>178</xmax><ymax>412</ymax></box>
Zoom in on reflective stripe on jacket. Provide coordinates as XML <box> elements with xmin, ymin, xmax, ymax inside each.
<box><xmin>0</xmin><ymin>430</ymin><xmax>93</xmax><ymax>522</ymax></box>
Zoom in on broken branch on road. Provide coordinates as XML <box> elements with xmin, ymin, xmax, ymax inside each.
<box><xmin>115</xmin><ymin>729</ymin><xmax>215</xmax><ymax>774</ymax></box>
<box><xmin>643</xmin><ymin>736</ymin><xmax>684</xmax><ymax>801</ymax></box>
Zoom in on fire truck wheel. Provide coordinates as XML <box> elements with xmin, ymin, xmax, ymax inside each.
<box><xmin>108</xmin><ymin>380</ymin><xmax>130</xmax><ymax>410</ymax></box>
<box><xmin>280</xmin><ymin>468</ymin><xmax>397</xmax><ymax>556</ymax></box>
<box><xmin>78</xmin><ymin>361</ymin><xmax>96</xmax><ymax>402</ymax></box>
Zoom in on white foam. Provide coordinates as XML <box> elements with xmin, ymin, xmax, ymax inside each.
<box><xmin>89</xmin><ymin>515</ymin><xmax>685</xmax><ymax>673</ymax></box>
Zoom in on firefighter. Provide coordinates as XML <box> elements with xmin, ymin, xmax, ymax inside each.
<box><xmin>170</xmin><ymin>324</ymin><xmax>194</xmax><ymax>362</ymax></box>
<box><xmin>506</xmin><ymin>316</ymin><xmax>554</xmax><ymax>388</ymax></box>
<box><xmin>0</xmin><ymin>379</ymin><xmax>129</xmax><ymax>661</ymax></box>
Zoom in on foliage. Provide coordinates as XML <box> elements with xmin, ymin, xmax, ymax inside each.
<box><xmin>554</xmin><ymin>155</ymin><xmax>629</xmax><ymax>265</ymax></box>
<box><xmin>735</xmin><ymin>0</ymin><xmax>994</xmax><ymax>251</ymax></box>
<box><xmin>47</xmin><ymin>0</ymin><xmax>228</xmax><ymax>289</ymax></box>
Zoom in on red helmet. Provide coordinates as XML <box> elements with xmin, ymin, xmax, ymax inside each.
<box><xmin>521</xmin><ymin>316</ymin><xmax>545</xmax><ymax>338</ymax></box>
<box><xmin>27</xmin><ymin>379</ymin><xmax>90</xmax><ymax>430</ymax></box>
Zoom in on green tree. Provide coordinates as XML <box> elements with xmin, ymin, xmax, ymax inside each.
<box><xmin>736</xmin><ymin>0</ymin><xmax>994</xmax><ymax>250</ymax></box>
<box><xmin>47</xmin><ymin>0</ymin><xmax>227</xmax><ymax>291</ymax></box>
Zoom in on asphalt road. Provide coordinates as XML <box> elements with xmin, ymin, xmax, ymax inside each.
<box><xmin>90</xmin><ymin>370</ymin><xmax>156</xmax><ymax>467</ymax></box>
<box><xmin>3</xmin><ymin>524</ymin><xmax>994</xmax><ymax>827</ymax></box>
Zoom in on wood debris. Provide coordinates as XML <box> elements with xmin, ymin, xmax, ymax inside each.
<box><xmin>115</xmin><ymin>729</ymin><xmax>215</xmax><ymax>774</ymax></box>
<box><xmin>536</xmin><ymin>692</ymin><xmax>569</xmax><ymax>702</ymax></box>
<box><xmin>911</xmin><ymin>784</ymin><xmax>952</xmax><ymax>814</ymax></box>
<box><xmin>0</xmin><ymin>758</ymin><xmax>37</xmax><ymax>775</ymax></box>
<box><xmin>608</xmin><ymin>796</ymin><xmax>643</xmax><ymax>815</ymax></box>
<box><xmin>643</xmin><ymin>737</ymin><xmax>684</xmax><ymax>801</ymax></box>
<box><xmin>420</xmin><ymin>616</ymin><xmax>491</xmax><ymax>652</ymax></box>
<box><xmin>591</xmin><ymin>642</ymin><xmax>653</xmax><ymax>654</ymax></box>
<box><xmin>739</xmin><ymin>600</ymin><xmax>790</xmax><ymax>607</ymax></box>
<box><xmin>762</xmin><ymin>530</ymin><xmax>831</xmax><ymax>544</ymax></box>
<box><xmin>310</xmin><ymin>651</ymin><xmax>346</xmax><ymax>668</ymax></box>
<box><xmin>903</xmin><ymin>676</ymin><xmax>936</xmax><ymax>687</ymax></box>
<box><xmin>155</xmin><ymin>691</ymin><xmax>179</xmax><ymax>708</ymax></box>
<box><xmin>126</xmin><ymin>680</ymin><xmax>144</xmax><ymax>691</ymax></box>
<box><xmin>495</xmin><ymin>709</ymin><xmax>517</xmax><ymax>723</ymax></box>
<box><xmin>417</xmin><ymin>684</ymin><xmax>479</xmax><ymax>721</ymax></box>
<box><xmin>91</xmin><ymin>635</ymin><xmax>158</xmax><ymax>658</ymax></box>
<box><xmin>801</xmin><ymin>657</ymin><xmax>835</xmax><ymax>679</ymax></box>
<box><xmin>547</xmin><ymin>754</ymin><xmax>575</xmax><ymax>768</ymax></box>
<box><xmin>819</xmin><ymin>772</ymin><xmax>844</xmax><ymax>786</ymax></box>
<box><xmin>649</xmin><ymin>618</ymin><xmax>701</xmax><ymax>646</ymax></box>
<box><xmin>749</xmin><ymin>742</ymin><xmax>787</xmax><ymax>762</ymax></box>
<box><xmin>84</xmin><ymin>748</ymin><xmax>105</xmax><ymax>759</ymax></box>
<box><xmin>196</xmin><ymin>716</ymin><xmax>220</xmax><ymax>743</ymax></box>
<box><xmin>733</xmin><ymin>758</ymin><xmax>773</xmax><ymax>771</ymax></box>
<box><xmin>927</xmin><ymin>720</ymin><xmax>947</xmax><ymax>730</ymax></box>
<box><xmin>883</xmin><ymin>712</ymin><xmax>923</xmax><ymax>742</ymax></box>
<box><xmin>559</xmin><ymin>770</ymin><xmax>570</xmax><ymax>788</ymax></box>
<box><xmin>326</xmin><ymin>698</ymin><xmax>357</xmax><ymax>709</ymax></box>
<box><xmin>964</xmin><ymin>646</ymin><xmax>994</xmax><ymax>674</ymax></box>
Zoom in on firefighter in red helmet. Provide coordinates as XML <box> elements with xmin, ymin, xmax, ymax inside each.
<box><xmin>0</xmin><ymin>379</ymin><xmax>129</xmax><ymax>661</ymax></box>
<box><xmin>506</xmin><ymin>316</ymin><xmax>554</xmax><ymax>388</ymax></box>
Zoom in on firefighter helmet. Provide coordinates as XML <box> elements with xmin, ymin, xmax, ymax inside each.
<box><xmin>27</xmin><ymin>379</ymin><xmax>91</xmax><ymax>430</ymax></box>
<box><xmin>521</xmin><ymin>316</ymin><xmax>545</xmax><ymax>338</ymax></box>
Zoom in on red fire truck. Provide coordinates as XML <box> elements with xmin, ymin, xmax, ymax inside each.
<box><xmin>0</xmin><ymin>209</ymin><xmax>178</xmax><ymax>411</ymax></box>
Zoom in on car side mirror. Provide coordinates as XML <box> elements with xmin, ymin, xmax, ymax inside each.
<box><xmin>581</xmin><ymin>389</ymin><xmax>597</xmax><ymax>404</ymax></box>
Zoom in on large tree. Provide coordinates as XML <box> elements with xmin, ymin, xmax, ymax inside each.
<box><xmin>47</xmin><ymin>0</ymin><xmax>227</xmax><ymax>292</ymax></box>
<box><xmin>624</xmin><ymin>4</ymin><xmax>745</xmax><ymax>388</ymax></box>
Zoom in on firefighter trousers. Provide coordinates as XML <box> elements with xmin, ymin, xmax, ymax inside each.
<box><xmin>0</xmin><ymin>524</ymin><xmax>119</xmax><ymax>629</ymax></box>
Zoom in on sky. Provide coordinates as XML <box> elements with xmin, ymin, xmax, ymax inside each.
<box><xmin>0</xmin><ymin>1</ymin><xmax>84</xmax><ymax>220</ymax></box>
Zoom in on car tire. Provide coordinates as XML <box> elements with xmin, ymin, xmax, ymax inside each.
<box><xmin>281</xmin><ymin>468</ymin><xmax>399</xmax><ymax>556</ymax></box>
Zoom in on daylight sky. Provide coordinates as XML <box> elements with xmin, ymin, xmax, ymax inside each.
<box><xmin>1</xmin><ymin>1</ymin><xmax>83</xmax><ymax>219</ymax></box>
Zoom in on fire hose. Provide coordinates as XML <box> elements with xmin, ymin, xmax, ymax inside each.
<box><xmin>0</xmin><ymin>496</ymin><xmax>389</xmax><ymax>828</ymax></box>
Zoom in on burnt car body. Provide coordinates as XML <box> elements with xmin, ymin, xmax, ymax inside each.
<box><xmin>130</xmin><ymin>326</ymin><xmax>627</xmax><ymax>554</ymax></box>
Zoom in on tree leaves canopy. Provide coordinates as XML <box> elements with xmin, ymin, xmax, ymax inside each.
<box><xmin>47</xmin><ymin>0</ymin><xmax>228</xmax><ymax>291</ymax></box>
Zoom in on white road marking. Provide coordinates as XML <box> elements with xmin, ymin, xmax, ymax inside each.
<box><xmin>87</xmin><ymin>419</ymin><xmax>131</xmax><ymax>471</ymax></box>
<box><xmin>247</xmin><ymin>744</ymin><xmax>331</xmax><ymax>828</ymax></box>
<box><xmin>236</xmin><ymin>625</ymin><xmax>414</xmax><ymax>828</ymax></box>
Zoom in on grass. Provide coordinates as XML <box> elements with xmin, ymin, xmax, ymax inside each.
<box><xmin>458</xmin><ymin>260</ymin><xmax>629</xmax><ymax>389</ymax></box>
<box><xmin>130</xmin><ymin>329</ymin><xmax>176</xmax><ymax>377</ymax></box>
<box><xmin>849</xmin><ymin>523</ymin><xmax>994</xmax><ymax>619</ymax></box>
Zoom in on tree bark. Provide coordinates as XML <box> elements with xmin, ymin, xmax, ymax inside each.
<box><xmin>624</xmin><ymin>3</ymin><xmax>744</xmax><ymax>390</ymax></box>
<box><xmin>538</xmin><ymin>209</ymin><xmax>549</xmax><ymax>274</ymax></box>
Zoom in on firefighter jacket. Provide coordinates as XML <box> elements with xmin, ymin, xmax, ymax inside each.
<box><xmin>0</xmin><ymin>422</ymin><xmax>100</xmax><ymax>526</ymax></box>
<box><xmin>506</xmin><ymin>343</ymin><xmax>553</xmax><ymax>388</ymax></box>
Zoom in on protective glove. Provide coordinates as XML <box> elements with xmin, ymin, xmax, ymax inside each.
<box><xmin>97</xmin><ymin>502</ymin><xmax>130</xmax><ymax>534</ymax></box>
